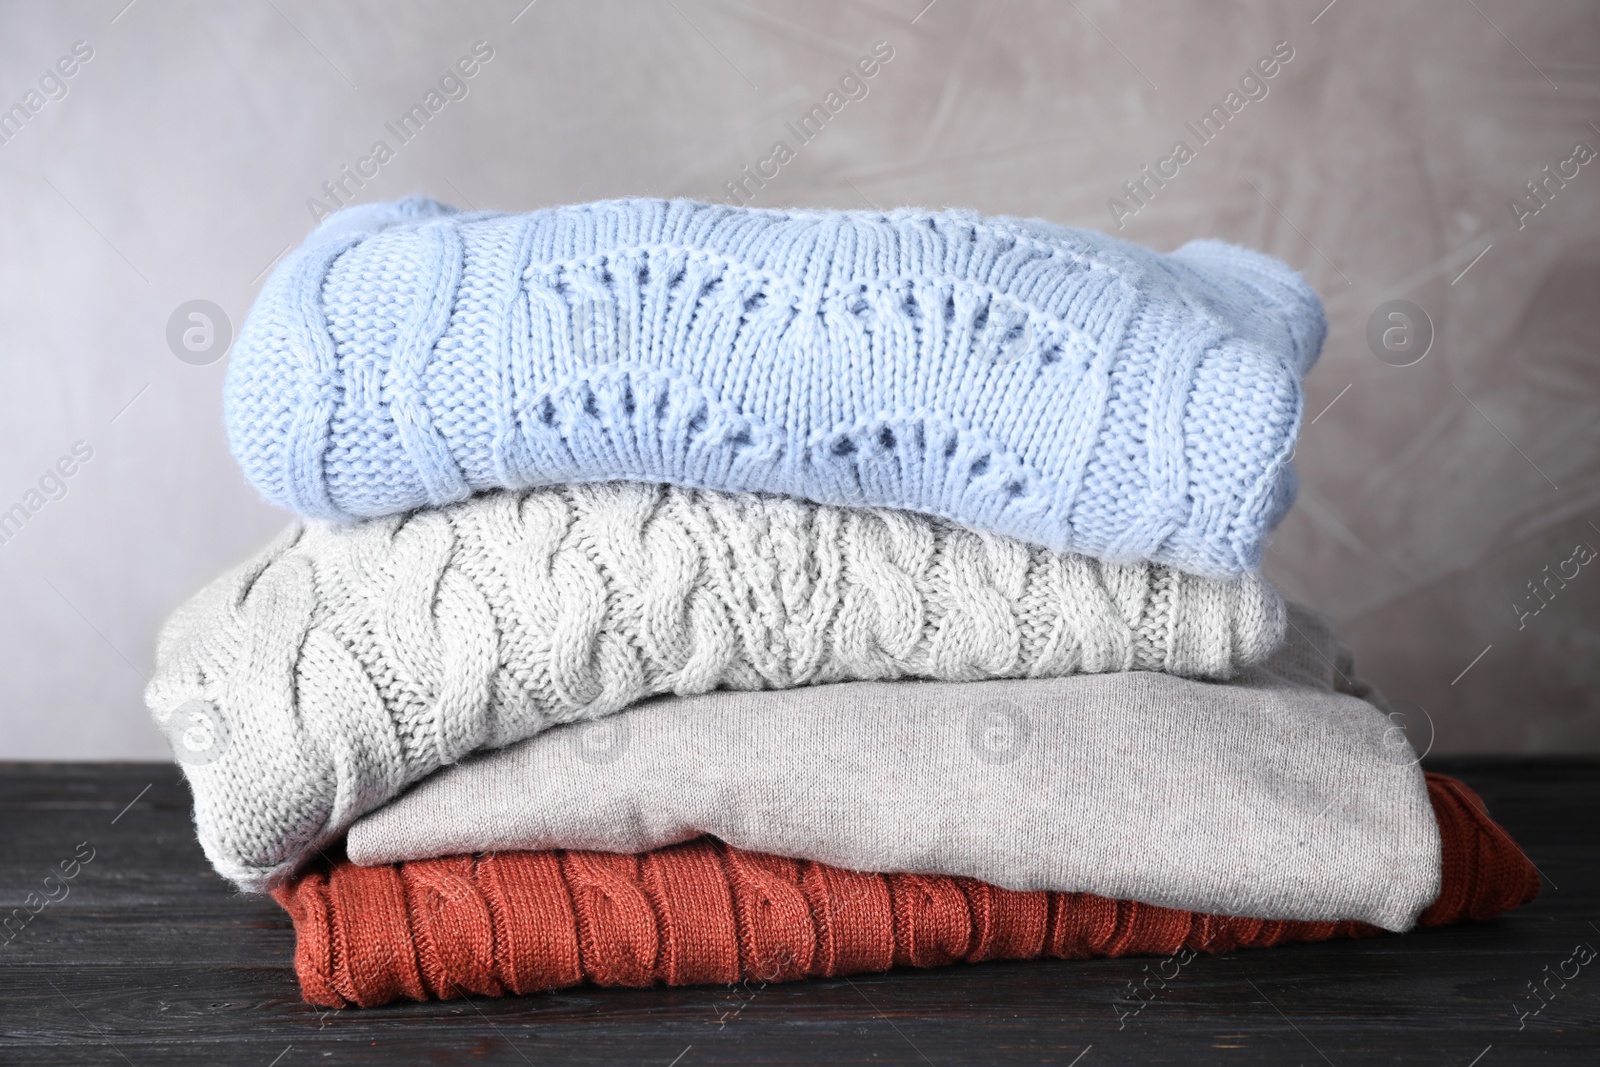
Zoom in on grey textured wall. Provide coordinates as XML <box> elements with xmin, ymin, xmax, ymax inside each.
<box><xmin>2</xmin><ymin>0</ymin><xmax>1596</xmax><ymax>758</ymax></box>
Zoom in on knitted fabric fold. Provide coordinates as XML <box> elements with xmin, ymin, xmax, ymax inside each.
<box><xmin>145</xmin><ymin>481</ymin><xmax>1285</xmax><ymax>892</ymax></box>
<box><xmin>345</xmin><ymin>604</ymin><xmax>1437</xmax><ymax>931</ymax></box>
<box><xmin>226</xmin><ymin>197</ymin><xmax>1325</xmax><ymax>576</ymax></box>
<box><xmin>272</xmin><ymin>774</ymin><xmax>1539</xmax><ymax>1009</ymax></box>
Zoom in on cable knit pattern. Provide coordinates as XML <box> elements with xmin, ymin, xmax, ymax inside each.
<box><xmin>145</xmin><ymin>481</ymin><xmax>1286</xmax><ymax>891</ymax></box>
<box><xmin>225</xmin><ymin>197</ymin><xmax>1326</xmax><ymax>576</ymax></box>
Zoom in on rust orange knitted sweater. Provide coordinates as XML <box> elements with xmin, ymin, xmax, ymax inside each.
<box><xmin>274</xmin><ymin>774</ymin><xmax>1538</xmax><ymax>1008</ymax></box>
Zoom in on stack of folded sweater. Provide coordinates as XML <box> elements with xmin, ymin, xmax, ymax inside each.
<box><xmin>148</xmin><ymin>198</ymin><xmax>1538</xmax><ymax>1008</ymax></box>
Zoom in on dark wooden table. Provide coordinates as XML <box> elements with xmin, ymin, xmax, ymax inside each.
<box><xmin>2</xmin><ymin>760</ymin><xmax>1596</xmax><ymax>1066</ymax></box>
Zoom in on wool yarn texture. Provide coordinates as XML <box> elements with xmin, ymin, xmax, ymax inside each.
<box><xmin>276</xmin><ymin>775</ymin><xmax>1539</xmax><ymax>1009</ymax></box>
<box><xmin>225</xmin><ymin>196</ymin><xmax>1326</xmax><ymax>576</ymax></box>
<box><xmin>145</xmin><ymin>481</ymin><xmax>1286</xmax><ymax>891</ymax></box>
<box><xmin>346</xmin><ymin>603</ymin><xmax>1435</xmax><ymax>931</ymax></box>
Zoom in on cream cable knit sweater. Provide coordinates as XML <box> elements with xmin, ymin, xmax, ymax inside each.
<box><xmin>146</xmin><ymin>482</ymin><xmax>1285</xmax><ymax>889</ymax></box>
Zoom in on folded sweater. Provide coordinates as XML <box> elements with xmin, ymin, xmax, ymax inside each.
<box><xmin>347</xmin><ymin>603</ymin><xmax>1433</xmax><ymax>930</ymax></box>
<box><xmin>145</xmin><ymin>481</ymin><xmax>1284</xmax><ymax>892</ymax></box>
<box><xmin>276</xmin><ymin>775</ymin><xmax>1538</xmax><ymax>1009</ymax></box>
<box><xmin>226</xmin><ymin>197</ymin><xmax>1325</xmax><ymax>575</ymax></box>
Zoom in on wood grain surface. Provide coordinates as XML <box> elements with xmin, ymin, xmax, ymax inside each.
<box><xmin>1</xmin><ymin>760</ymin><xmax>1595</xmax><ymax>1065</ymax></box>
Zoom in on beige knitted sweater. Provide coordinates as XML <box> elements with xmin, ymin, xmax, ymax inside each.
<box><xmin>146</xmin><ymin>482</ymin><xmax>1285</xmax><ymax>889</ymax></box>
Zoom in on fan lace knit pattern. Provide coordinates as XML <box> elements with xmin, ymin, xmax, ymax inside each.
<box><xmin>273</xmin><ymin>775</ymin><xmax>1540</xmax><ymax>1008</ymax></box>
<box><xmin>225</xmin><ymin>197</ymin><xmax>1326</xmax><ymax>576</ymax></box>
<box><xmin>146</xmin><ymin>481</ymin><xmax>1285</xmax><ymax>892</ymax></box>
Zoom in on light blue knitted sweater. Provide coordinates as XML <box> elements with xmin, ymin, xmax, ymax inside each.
<box><xmin>225</xmin><ymin>198</ymin><xmax>1323</xmax><ymax>576</ymax></box>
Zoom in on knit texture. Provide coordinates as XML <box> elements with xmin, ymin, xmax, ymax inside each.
<box><xmin>145</xmin><ymin>481</ymin><xmax>1285</xmax><ymax>892</ymax></box>
<box><xmin>273</xmin><ymin>774</ymin><xmax>1539</xmax><ymax>1009</ymax></box>
<box><xmin>346</xmin><ymin>604</ymin><xmax>1435</xmax><ymax>930</ymax></box>
<box><xmin>225</xmin><ymin>197</ymin><xmax>1326</xmax><ymax>576</ymax></box>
